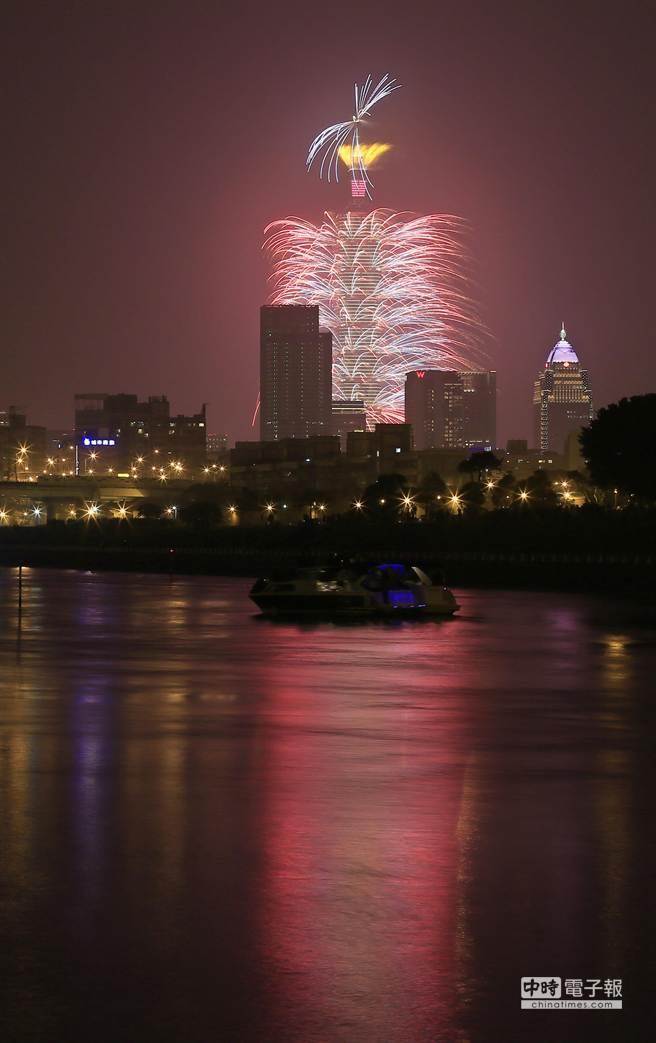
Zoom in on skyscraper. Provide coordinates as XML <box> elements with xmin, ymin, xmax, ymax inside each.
<box><xmin>260</xmin><ymin>305</ymin><xmax>333</xmax><ymax>441</ymax></box>
<box><xmin>405</xmin><ymin>370</ymin><xmax>497</xmax><ymax>450</ymax></box>
<box><xmin>533</xmin><ymin>325</ymin><xmax>593</xmax><ymax>452</ymax></box>
<box><xmin>461</xmin><ymin>371</ymin><xmax>497</xmax><ymax>448</ymax></box>
<box><xmin>264</xmin><ymin>75</ymin><xmax>481</xmax><ymax>428</ymax></box>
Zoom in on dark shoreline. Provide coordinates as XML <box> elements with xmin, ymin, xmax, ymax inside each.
<box><xmin>2</xmin><ymin>508</ymin><xmax>656</xmax><ymax>595</ymax></box>
<box><xmin>2</xmin><ymin>541</ymin><xmax>655</xmax><ymax>596</ymax></box>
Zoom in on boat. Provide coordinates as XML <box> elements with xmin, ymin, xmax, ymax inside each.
<box><xmin>249</xmin><ymin>562</ymin><xmax>459</xmax><ymax>617</ymax></box>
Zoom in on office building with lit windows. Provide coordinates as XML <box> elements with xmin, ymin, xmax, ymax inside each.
<box><xmin>74</xmin><ymin>393</ymin><xmax>207</xmax><ymax>473</ymax></box>
<box><xmin>405</xmin><ymin>370</ymin><xmax>497</xmax><ymax>450</ymax></box>
<box><xmin>260</xmin><ymin>305</ymin><xmax>332</xmax><ymax>441</ymax></box>
<box><xmin>533</xmin><ymin>326</ymin><xmax>593</xmax><ymax>452</ymax></box>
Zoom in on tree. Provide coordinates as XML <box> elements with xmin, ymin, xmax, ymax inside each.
<box><xmin>460</xmin><ymin>480</ymin><xmax>486</xmax><ymax>511</ymax></box>
<box><xmin>181</xmin><ymin>501</ymin><xmax>222</xmax><ymax>528</ymax></box>
<box><xmin>580</xmin><ymin>395</ymin><xmax>656</xmax><ymax>500</ymax></box>
<box><xmin>491</xmin><ymin>472</ymin><xmax>516</xmax><ymax>508</ymax></box>
<box><xmin>523</xmin><ymin>470</ymin><xmax>558</xmax><ymax>508</ymax></box>
<box><xmin>416</xmin><ymin>470</ymin><xmax>447</xmax><ymax>518</ymax></box>
<box><xmin>362</xmin><ymin>473</ymin><xmax>408</xmax><ymax>513</ymax></box>
<box><xmin>458</xmin><ymin>450</ymin><xmax>502</xmax><ymax>483</ymax></box>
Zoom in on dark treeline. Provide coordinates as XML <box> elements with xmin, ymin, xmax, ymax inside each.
<box><xmin>1</xmin><ymin>505</ymin><xmax>655</xmax><ymax>564</ymax></box>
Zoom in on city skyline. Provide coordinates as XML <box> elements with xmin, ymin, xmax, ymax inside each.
<box><xmin>2</xmin><ymin>3</ymin><xmax>654</xmax><ymax>446</ymax></box>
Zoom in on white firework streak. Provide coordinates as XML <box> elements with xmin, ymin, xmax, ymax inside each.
<box><xmin>264</xmin><ymin>209</ymin><xmax>485</xmax><ymax>425</ymax></box>
<box><xmin>307</xmin><ymin>73</ymin><xmax>400</xmax><ymax>196</ymax></box>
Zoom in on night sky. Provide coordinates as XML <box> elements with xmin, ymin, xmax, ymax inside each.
<box><xmin>3</xmin><ymin>1</ymin><xmax>654</xmax><ymax>445</ymax></box>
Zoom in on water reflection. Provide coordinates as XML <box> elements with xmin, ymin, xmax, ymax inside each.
<box><xmin>0</xmin><ymin>570</ymin><xmax>654</xmax><ymax>1042</ymax></box>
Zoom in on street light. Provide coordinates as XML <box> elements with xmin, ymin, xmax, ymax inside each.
<box><xmin>400</xmin><ymin>493</ymin><xmax>415</xmax><ymax>511</ymax></box>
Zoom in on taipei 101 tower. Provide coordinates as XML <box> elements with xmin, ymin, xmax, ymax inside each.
<box><xmin>264</xmin><ymin>75</ymin><xmax>483</xmax><ymax>427</ymax></box>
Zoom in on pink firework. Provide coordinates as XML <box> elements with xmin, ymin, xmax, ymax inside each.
<box><xmin>264</xmin><ymin>208</ymin><xmax>484</xmax><ymax>425</ymax></box>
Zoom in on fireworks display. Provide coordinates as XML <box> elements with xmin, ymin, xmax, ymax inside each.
<box><xmin>263</xmin><ymin>73</ymin><xmax>483</xmax><ymax>426</ymax></box>
<box><xmin>307</xmin><ymin>74</ymin><xmax>400</xmax><ymax>198</ymax></box>
<box><xmin>265</xmin><ymin>210</ymin><xmax>482</xmax><ymax>424</ymax></box>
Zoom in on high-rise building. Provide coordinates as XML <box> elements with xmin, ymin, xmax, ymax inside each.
<box><xmin>461</xmin><ymin>371</ymin><xmax>497</xmax><ymax>448</ymax></box>
<box><xmin>405</xmin><ymin>370</ymin><xmax>463</xmax><ymax>449</ymax></box>
<box><xmin>405</xmin><ymin>370</ymin><xmax>497</xmax><ymax>450</ymax></box>
<box><xmin>260</xmin><ymin>305</ymin><xmax>332</xmax><ymax>441</ymax></box>
<box><xmin>533</xmin><ymin>325</ymin><xmax>593</xmax><ymax>452</ymax></box>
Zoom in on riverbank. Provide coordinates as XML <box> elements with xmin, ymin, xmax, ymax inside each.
<box><xmin>1</xmin><ymin>537</ymin><xmax>655</xmax><ymax>594</ymax></box>
<box><xmin>2</xmin><ymin>509</ymin><xmax>655</xmax><ymax>591</ymax></box>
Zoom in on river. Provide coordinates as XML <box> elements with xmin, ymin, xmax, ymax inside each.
<box><xmin>0</xmin><ymin>568</ymin><xmax>653</xmax><ymax>1042</ymax></box>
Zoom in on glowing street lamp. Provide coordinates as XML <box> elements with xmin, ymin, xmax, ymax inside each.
<box><xmin>353</xmin><ymin>500</ymin><xmax>363</xmax><ymax>510</ymax></box>
<box><xmin>518</xmin><ymin>490</ymin><xmax>529</xmax><ymax>503</ymax></box>
<box><xmin>83</xmin><ymin>502</ymin><xmax>100</xmax><ymax>520</ymax></box>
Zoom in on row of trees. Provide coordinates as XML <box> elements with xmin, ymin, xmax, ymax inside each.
<box><xmin>108</xmin><ymin>395</ymin><xmax>656</xmax><ymax>526</ymax></box>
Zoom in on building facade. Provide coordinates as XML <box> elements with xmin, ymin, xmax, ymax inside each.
<box><xmin>74</xmin><ymin>393</ymin><xmax>207</xmax><ymax>473</ymax></box>
<box><xmin>330</xmin><ymin>399</ymin><xmax>367</xmax><ymax>449</ymax></box>
<box><xmin>405</xmin><ymin>370</ymin><xmax>497</xmax><ymax>450</ymax></box>
<box><xmin>260</xmin><ymin>305</ymin><xmax>333</xmax><ymax>441</ymax></box>
<box><xmin>533</xmin><ymin>326</ymin><xmax>593</xmax><ymax>452</ymax></box>
<box><xmin>0</xmin><ymin>407</ymin><xmax>47</xmax><ymax>478</ymax></box>
<box><xmin>461</xmin><ymin>371</ymin><xmax>497</xmax><ymax>448</ymax></box>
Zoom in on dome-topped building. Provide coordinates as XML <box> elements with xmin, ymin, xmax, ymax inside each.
<box><xmin>533</xmin><ymin>323</ymin><xmax>593</xmax><ymax>453</ymax></box>
<box><xmin>546</xmin><ymin>324</ymin><xmax>580</xmax><ymax>366</ymax></box>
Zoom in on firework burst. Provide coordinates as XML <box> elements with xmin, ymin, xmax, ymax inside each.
<box><xmin>307</xmin><ymin>74</ymin><xmax>400</xmax><ymax>197</ymax></box>
<box><xmin>265</xmin><ymin>209</ymin><xmax>484</xmax><ymax>424</ymax></box>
